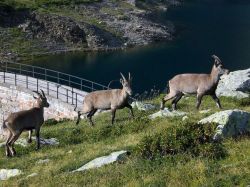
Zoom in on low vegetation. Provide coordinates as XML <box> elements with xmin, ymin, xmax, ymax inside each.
<box><xmin>0</xmin><ymin>96</ymin><xmax>250</xmax><ymax>186</ymax></box>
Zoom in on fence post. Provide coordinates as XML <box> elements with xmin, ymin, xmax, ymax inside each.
<box><xmin>66</xmin><ymin>89</ymin><xmax>68</xmax><ymax>103</ymax></box>
<box><xmin>3</xmin><ymin>71</ymin><xmax>5</xmax><ymax>83</ymax></box>
<box><xmin>57</xmin><ymin>72</ymin><xmax>59</xmax><ymax>84</ymax></box>
<box><xmin>75</xmin><ymin>93</ymin><xmax>78</xmax><ymax>108</ymax></box>
<box><xmin>45</xmin><ymin>69</ymin><xmax>47</xmax><ymax>80</ymax></box>
<box><xmin>47</xmin><ymin>82</ymin><xmax>49</xmax><ymax>95</ymax></box>
<box><xmin>37</xmin><ymin>79</ymin><xmax>38</xmax><ymax>92</ymax></box>
<box><xmin>57</xmin><ymin>85</ymin><xmax>59</xmax><ymax>99</ymax></box>
<box><xmin>72</xmin><ymin>87</ymin><xmax>74</xmax><ymax>104</ymax></box>
<box><xmin>14</xmin><ymin>73</ymin><xmax>16</xmax><ymax>86</ymax></box>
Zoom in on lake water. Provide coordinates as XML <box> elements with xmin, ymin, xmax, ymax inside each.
<box><xmin>29</xmin><ymin>0</ymin><xmax>250</xmax><ymax>94</ymax></box>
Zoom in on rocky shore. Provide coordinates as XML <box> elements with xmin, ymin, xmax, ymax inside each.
<box><xmin>0</xmin><ymin>0</ymin><xmax>180</xmax><ymax>61</ymax></box>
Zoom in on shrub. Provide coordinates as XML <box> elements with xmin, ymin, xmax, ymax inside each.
<box><xmin>136</xmin><ymin>122</ymin><xmax>227</xmax><ymax>160</ymax></box>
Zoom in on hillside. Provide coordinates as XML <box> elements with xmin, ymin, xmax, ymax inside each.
<box><xmin>0</xmin><ymin>0</ymin><xmax>179</xmax><ymax>61</ymax></box>
<box><xmin>0</xmin><ymin>96</ymin><xmax>250</xmax><ymax>186</ymax></box>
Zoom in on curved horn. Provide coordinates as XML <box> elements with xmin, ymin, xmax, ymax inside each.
<box><xmin>120</xmin><ymin>72</ymin><xmax>126</xmax><ymax>81</ymax></box>
<box><xmin>40</xmin><ymin>89</ymin><xmax>46</xmax><ymax>97</ymax></box>
<box><xmin>128</xmin><ymin>72</ymin><xmax>131</xmax><ymax>80</ymax></box>
<box><xmin>212</xmin><ymin>55</ymin><xmax>222</xmax><ymax>64</ymax></box>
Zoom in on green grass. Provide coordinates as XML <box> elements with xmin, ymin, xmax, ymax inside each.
<box><xmin>0</xmin><ymin>96</ymin><xmax>250</xmax><ymax>186</ymax></box>
<box><xmin>0</xmin><ymin>0</ymin><xmax>101</xmax><ymax>10</ymax></box>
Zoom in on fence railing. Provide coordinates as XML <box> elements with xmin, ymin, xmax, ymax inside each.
<box><xmin>0</xmin><ymin>61</ymin><xmax>109</xmax><ymax>109</ymax></box>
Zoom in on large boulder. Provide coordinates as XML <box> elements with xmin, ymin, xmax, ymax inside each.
<box><xmin>0</xmin><ymin>169</ymin><xmax>22</xmax><ymax>180</ymax></box>
<box><xmin>216</xmin><ymin>68</ymin><xmax>250</xmax><ymax>99</ymax></box>
<box><xmin>149</xmin><ymin>108</ymin><xmax>187</xmax><ymax>119</ymax></box>
<box><xmin>72</xmin><ymin>150</ymin><xmax>128</xmax><ymax>172</ymax></box>
<box><xmin>198</xmin><ymin>109</ymin><xmax>250</xmax><ymax>140</ymax></box>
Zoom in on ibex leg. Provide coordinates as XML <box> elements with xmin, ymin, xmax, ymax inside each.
<box><xmin>211</xmin><ymin>94</ymin><xmax>222</xmax><ymax>109</ymax></box>
<box><xmin>27</xmin><ymin>130</ymin><xmax>32</xmax><ymax>143</ymax></box>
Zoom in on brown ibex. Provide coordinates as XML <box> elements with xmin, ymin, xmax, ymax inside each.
<box><xmin>160</xmin><ymin>55</ymin><xmax>229</xmax><ymax>110</ymax></box>
<box><xmin>76</xmin><ymin>73</ymin><xmax>134</xmax><ymax>125</ymax></box>
<box><xmin>2</xmin><ymin>90</ymin><xmax>49</xmax><ymax>157</ymax></box>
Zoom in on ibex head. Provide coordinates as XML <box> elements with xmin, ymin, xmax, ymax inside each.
<box><xmin>212</xmin><ymin>55</ymin><xmax>229</xmax><ymax>76</ymax></box>
<box><xmin>120</xmin><ymin>72</ymin><xmax>132</xmax><ymax>96</ymax></box>
<box><xmin>33</xmin><ymin>90</ymin><xmax>50</xmax><ymax>108</ymax></box>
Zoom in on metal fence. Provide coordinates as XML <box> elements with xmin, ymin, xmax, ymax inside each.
<box><xmin>0</xmin><ymin>61</ymin><xmax>109</xmax><ymax>109</ymax></box>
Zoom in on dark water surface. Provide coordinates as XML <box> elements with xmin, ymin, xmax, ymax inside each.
<box><xmin>29</xmin><ymin>0</ymin><xmax>250</xmax><ymax>93</ymax></box>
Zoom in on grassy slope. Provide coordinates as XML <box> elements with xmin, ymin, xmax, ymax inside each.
<box><xmin>0</xmin><ymin>96</ymin><xmax>250</xmax><ymax>186</ymax></box>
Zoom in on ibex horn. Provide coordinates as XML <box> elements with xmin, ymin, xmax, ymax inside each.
<box><xmin>128</xmin><ymin>72</ymin><xmax>131</xmax><ymax>81</ymax></box>
<box><xmin>40</xmin><ymin>89</ymin><xmax>46</xmax><ymax>97</ymax></box>
<box><xmin>120</xmin><ymin>72</ymin><xmax>126</xmax><ymax>81</ymax></box>
<box><xmin>211</xmin><ymin>55</ymin><xmax>222</xmax><ymax>64</ymax></box>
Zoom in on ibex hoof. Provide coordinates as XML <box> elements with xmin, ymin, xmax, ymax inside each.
<box><xmin>27</xmin><ymin>139</ymin><xmax>32</xmax><ymax>143</ymax></box>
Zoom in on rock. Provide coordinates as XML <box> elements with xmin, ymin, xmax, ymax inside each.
<box><xmin>37</xmin><ymin>159</ymin><xmax>50</xmax><ymax>164</ymax></box>
<box><xmin>72</xmin><ymin>150</ymin><xmax>128</xmax><ymax>172</ymax></box>
<box><xmin>0</xmin><ymin>169</ymin><xmax>22</xmax><ymax>180</ymax></box>
<box><xmin>131</xmin><ymin>101</ymin><xmax>156</xmax><ymax>111</ymax></box>
<box><xmin>149</xmin><ymin>108</ymin><xmax>187</xmax><ymax>119</ymax></box>
<box><xmin>216</xmin><ymin>69</ymin><xmax>250</xmax><ymax>99</ymax></box>
<box><xmin>33</xmin><ymin>137</ymin><xmax>59</xmax><ymax>146</ymax></box>
<box><xmin>0</xmin><ymin>137</ymin><xmax>59</xmax><ymax>148</ymax></box>
<box><xmin>198</xmin><ymin>109</ymin><xmax>250</xmax><ymax>140</ymax></box>
<box><xmin>182</xmin><ymin>116</ymin><xmax>189</xmax><ymax>121</ymax></box>
<box><xmin>26</xmin><ymin>173</ymin><xmax>38</xmax><ymax>178</ymax></box>
<box><xmin>199</xmin><ymin>109</ymin><xmax>211</xmax><ymax>114</ymax></box>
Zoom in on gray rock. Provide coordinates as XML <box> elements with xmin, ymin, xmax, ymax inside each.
<box><xmin>182</xmin><ymin>116</ymin><xmax>189</xmax><ymax>121</ymax></box>
<box><xmin>72</xmin><ymin>150</ymin><xmax>127</xmax><ymax>172</ymax></box>
<box><xmin>37</xmin><ymin>159</ymin><xmax>50</xmax><ymax>164</ymax></box>
<box><xmin>216</xmin><ymin>69</ymin><xmax>250</xmax><ymax>99</ymax></box>
<box><xmin>0</xmin><ymin>169</ymin><xmax>22</xmax><ymax>180</ymax></box>
<box><xmin>26</xmin><ymin>173</ymin><xmax>38</xmax><ymax>178</ymax></box>
<box><xmin>0</xmin><ymin>137</ymin><xmax>59</xmax><ymax>148</ymax></box>
<box><xmin>131</xmin><ymin>101</ymin><xmax>156</xmax><ymax>111</ymax></box>
<box><xmin>198</xmin><ymin>109</ymin><xmax>250</xmax><ymax>140</ymax></box>
<box><xmin>199</xmin><ymin>109</ymin><xmax>211</xmax><ymax>114</ymax></box>
<box><xmin>149</xmin><ymin>108</ymin><xmax>187</xmax><ymax>119</ymax></box>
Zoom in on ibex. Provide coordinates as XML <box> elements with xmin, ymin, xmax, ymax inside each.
<box><xmin>160</xmin><ymin>55</ymin><xmax>229</xmax><ymax>110</ymax></box>
<box><xmin>2</xmin><ymin>90</ymin><xmax>49</xmax><ymax>157</ymax></box>
<box><xmin>76</xmin><ymin>73</ymin><xmax>134</xmax><ymax>125</ymax></box>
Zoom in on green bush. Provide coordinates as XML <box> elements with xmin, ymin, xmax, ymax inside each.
<box><xmin>136</xmin><ymin>122</ymin><xmax>227</xmax><ymax>160</ymax></box>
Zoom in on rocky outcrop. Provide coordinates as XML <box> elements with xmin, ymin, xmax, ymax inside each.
<box><xmin>149</xmin><ymin>108</ymin><xmax>187</xmax><ymax>119</ymax></box>
<box><xmin>72</xmin><ymin>150</ymin><xmax>128</xmax><ymax>172</ymax></box>
<box><xmin>216</xmin><ymin>69</ymin><xmax>250</xmax><ymax>99</ymax></box>
<box><xmin>19</xmin><ymin>13</ymin><xmax>87</xmax><ymax>45</ymax></box>
<box><xmin>198</xmin><ymin>110</ymin><xmax>250</xmax><ymax>141</ymax></box>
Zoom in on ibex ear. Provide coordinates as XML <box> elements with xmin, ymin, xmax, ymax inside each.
<box><xmin>120</xmin><ymin>78</ymin><xmax>124</xmax><ymax>84</ymax></box>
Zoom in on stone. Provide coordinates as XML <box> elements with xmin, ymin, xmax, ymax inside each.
<box><xmin>182</xmin><ymin>116</ymin><xmax>189</xmax><ymax>121</ymax></box>
<box><xmin>216</xmin><ymin>68</ymin><xmax>250</xmax><ymax>99</ymax></box>
<box><xmin>198</xmin><ymin>109</ymin><xmax>250</xmax><ymax>140</ymax></box>
<box><xmin>0</xmin><ymin>137</ymin><xmax>59</xmax><ymax>148</ymax></box>
<box><xmin>72</xmin><ymin>150</ymin><xmax>128</xmax><ymax>172</ymax></box>
<box><xmin>149</xmin><ymin>108</ymin><xmax>187</xmax><ymax>119</ymax></box>
<box><xmin>26</xmin><ymin>173</ymin><xmax>38</xmax><ymax>178</ymax></box>
<box><xmin>37</xmin><ymin>159</ymin><xmax>50</xmax><ymax>164</ymax></box>
<box><xmin>131</xmin><ymin>101</ymin><xmax>156</xmax><ymax>111</ymax></box>
<box><xmin>0</xmin><ymin>169</ymin><xmax>22</xmax><ymax>180</ymax></box>
<box><xmin>199</xmin><ymin>109</ymin><xmax>211</xmax><ymax>114</ymax></box>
